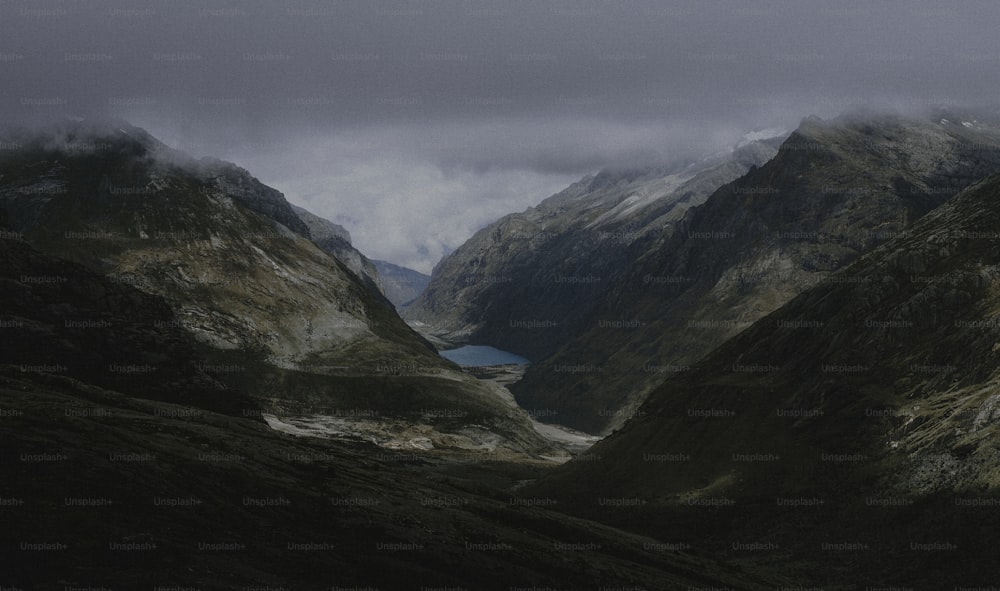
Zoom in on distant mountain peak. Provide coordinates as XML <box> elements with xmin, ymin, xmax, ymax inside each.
<box><xmin>291</xmin><ymin>204</ymin><xmax>352</xmax><ymax>244</ymax></box>
<box><xmin>373</xmin><ymin>259</ymin><xmax>431</xmax><ymax>309</ymax></box>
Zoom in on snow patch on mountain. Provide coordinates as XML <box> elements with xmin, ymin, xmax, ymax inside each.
<box><xmin>736</xmin><ymin>127</ymin><xmax>788</xmax><ymax>149</ymax></box>
<box><xmin>591</xmin><ymin>173</ymin><xmax>694</xmax><ymax>226</ymax></box>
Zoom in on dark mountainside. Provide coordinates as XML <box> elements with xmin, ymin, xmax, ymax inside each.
<box><xmin>0</xmin><ymin>230</ymin><xmax>258</xmax><ymax>418</ymax></box>
<box><xmin>375</xmin><ymin>258</ymin><xmax>431</xmax><ymax>308</ymax></box>
<box><xmin>0</xmin><ymin>120</ymin><xmax>550</xmax><ymax>455</ymax></box>
<box><xmin>513</xmin><ymin>109</ymin><xmax>1000</xmax><ymax>434</ymax></box>
<box><xmin>524</xmin><ymin>171</ymin><xmax>1000</xmax><ymax>588</ymax></box>
<box><xmin>405</xmin><ymin>137</ymin><xmax>783</xmax><ymax>356</ymax></box>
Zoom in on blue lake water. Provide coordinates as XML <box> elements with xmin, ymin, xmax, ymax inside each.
<box><xmin>439</xmin><ymin>345</ymin><xmax>530</xmax><ymax>367</ymax></box>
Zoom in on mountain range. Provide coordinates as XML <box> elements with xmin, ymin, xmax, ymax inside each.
<box><xmin>0</xmin><ymin>119</ymin><xmax>549</xmax><ymax>456</ymax></box>
<box><xmin>0</xmin><ymin>134</ymin><xmax>781</xmax><ymax>588</ymax></box>
<box><xmin>412</xmin><ymin>108</ymin><xmax>1000</xmax><ymax>434</ymax></box>
<box><xmin>4</xmin><ymin>110</ymin><xmax>1000</xmax><ymax>588</ymax></box>
<box><xmin>405</xmin><ymin>132</ymin><xmax>785</xmax><ymax>357</ymax></box>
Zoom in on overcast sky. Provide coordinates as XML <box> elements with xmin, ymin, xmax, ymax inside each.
<box><xmin>4</xmin><ymin>0</ymin><xmax>1000</xmax><ymax>272</ymax></box>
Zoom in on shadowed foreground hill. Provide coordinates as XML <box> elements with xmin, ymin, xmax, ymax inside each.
<box><xmin>526</xmin><ymin>173</ymin><xmax>1000</xmax><ymax>588</ymax></box>
<box><xmin>0</xmin><ymin>370</ymin><xmax>788</xmax><ymax>590</ymax></box>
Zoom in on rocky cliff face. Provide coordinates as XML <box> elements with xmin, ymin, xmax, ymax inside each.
<box><xmin>375</xmin><ymin>259</ymin><xmax>431</xmax><ymax>308</ymax></box>
<box><xmin>0</xmin><ymin>219</ymin><xmax>258</xmax><ymax>418</ymax></box>
<box><xmin>405</xmin><ymin>136</ymin><xmax>783</xmax><ymax>357</ymax></box>
<box><xmin>0</xmin><ymin>121</ymin><xmax>550</xmax><ymax>455</ymax></box>
<box><xmin>513</xmin><ymin>109</ymin><xmax>1000</xmax><ymax>433</ymax></box>
<box><xmin>289</xmin><ymin>204</ymin><xmax>429</xmax><ymax>309</ymax></box>
<box><xmin>197</xmin><ymin>156</ymin><xmax>312</xmax><ymax>238</ymax></box>
<box><xmin>291</xmin><ymin>203</ymin><xmax>384</xmax><ymax>294</ymax></box>
<box><xmin>526</xmin><ymin>171</ymin><xmax>1000</xmax><ymax>589</ymax></box>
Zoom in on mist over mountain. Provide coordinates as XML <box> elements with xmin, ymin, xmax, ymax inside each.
<box><xmin>9</xmin><ymin>1</ymin><xmax>1000</xmax><ymax>271</ymax></box>
<box><xmin>7</xmin><ymin>110</ymin><xmax>1000</xmax><ymax>587</ymax></box>
<box><xmin>8</xmin><ymin>1</ymin><xmax>1000</xmax><ymax>587</ymax></box>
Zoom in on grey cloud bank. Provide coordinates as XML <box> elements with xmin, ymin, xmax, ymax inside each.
<box><xmin>3</xmin><ymin>0</ymin><xmax>1000</xmax><ymax>270</ymax></box>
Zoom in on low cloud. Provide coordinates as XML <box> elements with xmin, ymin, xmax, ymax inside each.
<box><xmin>220</xmin><ymin>126</ymin><xmax>583</xmax><ymax>274</ymax></box>
<box><xmin>4</xmin><ymin>0</ymin><xmax>1000</xmax><ymax>271</ymax></box>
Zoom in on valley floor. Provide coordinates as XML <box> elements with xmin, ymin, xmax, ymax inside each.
<box><xmin>261</xmin><ymin>362</ymin><xmax>601</xmax><ymax>462</ymax></box>
<box><xmin>0</xmin><ymin>367</ymin><xmax>780</xmax><ymax>590</ymax></box>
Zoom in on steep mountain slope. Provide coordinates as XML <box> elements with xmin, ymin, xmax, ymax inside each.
<box><xmin>405</xmin><ymin>137</ymin><xmax>783</xmax><ymax>356</ymax></box>
<box><xmin>0</xmin><ymin>216</ymin><xmax>258</xmax><ymax>418</ymax></box>
<box><xmin>0</xmin><ymin>120</ymin><xmax>549</xmax><ymax>454</ymax></box>
<box><xmin>291</xmin><ymin>203</ymin><xmax>384</xmax><ymax>294</ymax></box>
<box><xmin>375</xmin><ymin>258</ymin><xmax>431</xmax><ymax>308</ymax></box>
<box><xmin>526</xmin><ymin>172</ymin><xmax>1000</xmax><ymax>588</ymax></box>
<box><xmin>515</xmin><ymin>109</ymin><xmax>1000</xmax><ymax>433</ymax></box>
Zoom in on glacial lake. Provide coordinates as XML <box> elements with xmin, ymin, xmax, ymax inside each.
<box><xmin>439</xmin><ymin>345</ymin><xmax>530</xmax><ymax>367</ymax></box>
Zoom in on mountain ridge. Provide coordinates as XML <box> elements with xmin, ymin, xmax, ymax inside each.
<box><xmin>291</xmin><ymin>203</ymin><xmax>385</xmax><ymax>295</ymax></box>
<box><xmin>0</xmin><ymin>120</ymin><xmax>552</xmax><ymax>456</ymax></box>
<box><xmin>405</xmin><ymin>136</ymin><xmax>784</xmax><ymax>357</ymax></box>
<box><xmin>513</xmin><ymin>109</ymin><xmax>1000</xmax><ymax>433</ymax></box>
<box><xmin>523</xmin><ymin>170</ymin><xmax>1000</xmax><ymax>587</ymax></box>
<box><xmin>375</xmin><ymin>258</ymin><xmax>431</xmax><ymax>308</ymax></box>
